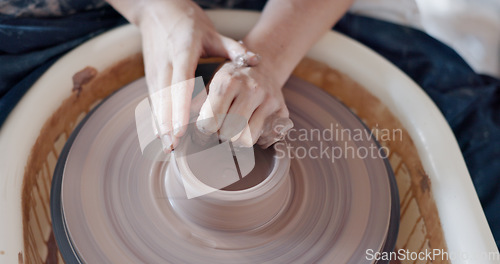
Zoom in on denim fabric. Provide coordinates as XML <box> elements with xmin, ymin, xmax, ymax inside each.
<box><xmin>0</xmin><ymin>0</ymin><xmax>107</xmax><ymax>17</ymax></box>
<box><xmin>0</xmin><ymin>3</ymin><xmax>498</xmax><ymax>249</ymax></box>
<box><xmin>195</xmin><ymin>0</ymin><xmax>266</xmax><ymax>10</ymax></box>
<box><xmin>0</xmin><ymin>5</ymin><xmax>125</xmax><ymax>124</ymax></box>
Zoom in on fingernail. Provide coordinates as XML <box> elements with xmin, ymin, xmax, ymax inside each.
<box><xmin>234</xmin><ymin>54</ymin><xmax>247</xmax><ymax>67</ymax></box>
<box><xmin>232</xmin><ymin>139</ymin><xmax>252</xmax><ymax>148</ymax></box>
<box><xmin>198</xmin><ymin>126</ymin><xmax>210</xmax><ymax>135</ymax></box>
<box><xmin>230</xmin><ymin>130</ymin><xmax>243</xmax><ymax>143</ymax></box>
<box><xmin>246</xmin><ymin>51</ymin><xmax>260</xmax><ymax>65</ymax></box>
<box><xmin>161</xmin><ymin>135</ymin><xmax>173</xmax><ymax>153</ymax></box>
<box><xmin>196</xmin><ymin>116</ymin><xmax>216</xmax><ymax>135</ymax></box>
<box><xmin>246</xmin><ymin>51</ymin><xmax>256</xmax><ymax>57</ymax></box>
<box><xmin>274</xmin><ymin>118</ymin><xmax>293</xmax><ymax>134</ymax></box>
<box><xmin>196</xmin><ymin>122</ymin><xmax>213</xmax><ymax>135</ymax></box>
<box><xmin>277</xmin><ymin>126</ymin><xmax>289</xmax><ymax>137</ymax></box>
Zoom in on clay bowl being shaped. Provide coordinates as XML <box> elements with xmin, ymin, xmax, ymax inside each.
<box><xmin>168</xmin><ymin>143</ymin><xmax>292</xmax><ymax>232</ymax></box>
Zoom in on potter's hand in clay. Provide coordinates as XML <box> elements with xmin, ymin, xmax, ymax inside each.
<box><xmin>107</xmin><ymin>0</ymin><xmax>259</xmax><ymax>152</ymax></box>
<box><xmin>196</xmin><ymin>61</ymin><xmax>293</xmax><ymax>148</ymax></box>
<box><xmin>195</xmin><ymin>0</ymin><xmax>353</xmax><ymax>148</ymax></box>
<box><xmin>108</xmin><ymin>0</ymin><xmax>353</xmax><ymax>151</ymax></box>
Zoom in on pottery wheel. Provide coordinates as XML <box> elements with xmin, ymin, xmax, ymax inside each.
<box><xmin>51</xmin><ymin>75</ymin><xmax>399</xmax><ymax>263</ymax></box>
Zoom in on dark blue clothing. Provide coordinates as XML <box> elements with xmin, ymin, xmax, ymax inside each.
<box><xmin>335</xmin><ymin>15</ymin><xmax>500</xmax><ymax>191</ymax></box>
<box><xmin>0</xmin><ymin>5</ymin><xmax>125</xmax><ymax>122</ymax></box>
<box><xmin>0</xmin><ymin>0</ymin><xmax>107</xmax><ymax>17</ymax></box>
<box><xmin>334</xmin><ymin>15</ymin><xmax>500</xmax><ymax>248</ymax></box>
<box><xmin>1</xmin><ymin>2</ymin><xmax>499</xmax><ymax>248</ymax></box>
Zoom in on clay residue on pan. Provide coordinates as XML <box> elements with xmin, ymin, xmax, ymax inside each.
<box><xmin>419</xmin><ymin>168</ymin><xmax>431</xmax><ymax>193</ymax></box>
<box><xmin>72</xmin><ymin>66</ymin><xmax>98</xmax><ymax>97</ymax></box>
<box><xmin>45</xmin><ymin>232</ymin><xmax>58</xmax><ymax>264</ymax></box>
<box><xmin>21</xmin><ymin>53</ymin><xmax>145</xmax><ymax>264</ymax></box>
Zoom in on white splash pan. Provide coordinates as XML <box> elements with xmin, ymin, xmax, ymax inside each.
<box><xmin>0</xmin><ymin>10</ymin><xmax>497</xmax><ymax>264</ymax></box>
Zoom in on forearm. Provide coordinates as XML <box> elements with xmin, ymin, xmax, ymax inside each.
<box><xmin>243</xmin><ymin>0</ymin><xmax>353</xmax><ymax>85</ymax></box>
<box><xmin>106</xmin><ymin>0</ymin><xmax>187</xmax><ymax>26</ymax></box>
<box><xmin>106</xmin><ymin>0</ymin><xmax>147</xmax><ymax>24</ymax></box>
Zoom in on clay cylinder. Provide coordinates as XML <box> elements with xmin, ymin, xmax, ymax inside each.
<box><xmin>165</xmin><ymin>146</ymin><xmax>291</xmax><ymax>231</ymax></box>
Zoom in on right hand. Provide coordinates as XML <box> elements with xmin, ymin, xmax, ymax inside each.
<box><xmin>136</xmin><ymin>0</ymin><xmax>259</xmax><ymax>152</ymax></box>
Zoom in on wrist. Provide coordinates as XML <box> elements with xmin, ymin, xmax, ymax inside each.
<box><xmin>243</xmin><ymin>38</ymin><xmax>298</xmax><ymax>88</ymax></box>
<box><xmin>135</xmin><ymin>0</ymin><xmax>193</xmax><ymax>28</ymax></box>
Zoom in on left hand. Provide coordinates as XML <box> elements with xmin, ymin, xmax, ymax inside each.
<box><xmin>196</xmin><ymin>61</ymin><xmax>293</xmax><ymax>148</ymax></box>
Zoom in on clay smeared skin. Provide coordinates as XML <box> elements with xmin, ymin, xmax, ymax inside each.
<box><xmin>60</xmin><ymin>77</ymin><xmax>395</xmax><ymax>263</ymax></box>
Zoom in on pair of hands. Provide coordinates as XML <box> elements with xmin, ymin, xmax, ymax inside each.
<box><xmin>137</xmin><ymin>0</ymin><xmax>292</xmax><ymax>152</ymax></box>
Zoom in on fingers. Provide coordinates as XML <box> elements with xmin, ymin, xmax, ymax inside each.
<box><xmin>208</xmin><ymin>35</ymin><xmax>260</xmax><ymax>66</ymax></box>
<box><xmin>146</xmin><ymin>63</ymin><xmax>174</xmax><ymax>151</ymax></box>
<box><xmin>196</xmin><ymin>69</ymin><xmax>238</xmax><ymax>134</ymax></box>
<box><xmin>232</xmin><ymin>103</ymin><xmax>271</xmax><ymax>148</ymax></box>
<box><xmin>149</xmin><ymin>86</ymin><xmax>174</xmax><ymax>152</ymax></box>
<box><xmin>144</xmin><ymin>42</ymin><xmax>199</xmax><ymax>152</ymax></box>
<box><xmin>218</xmin><ymin>88</ymin><xmax>264</xmax><ymax>142</ymax></box>
<box><xmin>257</xmin><ymin>114</ymin><xmax>294</xmax><ymax>149</ymax></box>
<box><xmin>233</xmin><ymin>97</ymin><xmax>292</xmax><ymax>148</ymax></box>
<box><xmin>142</xmin><ymin>30</ymin><xmax>175</xmax><ymax>152</ymax></box>
<box><xmin>171</xmin><ymin>51</ymin><xmax>198</xmax><ymax>138</ymax></box>
<box><xmin>195</xmin><ymin>58</ymin><xmax>292</xmax><ymax>149</ymax></box>
<box><xmin>196</xmin><ymin>34</ymin><xmax>263</xmax><ymax>137</ymax></box>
